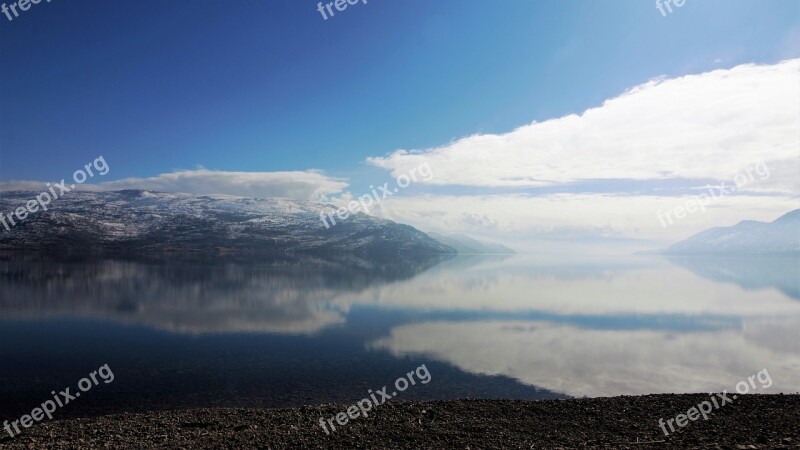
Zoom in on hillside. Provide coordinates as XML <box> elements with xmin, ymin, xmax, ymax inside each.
<box><xmin>0</xmin><ymin>190</ymin><xmax>455</xmax><ymax>260</ymax></box>
<box><xmin>664</xmin><ymin>209</ymin><xmax>800</xmax><ymax>255</ymax></box>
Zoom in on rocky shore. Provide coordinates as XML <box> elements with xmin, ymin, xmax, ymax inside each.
<box><xmin>1</xmin><ymin>394</ymin><xmax>798</xmax><ymax>449</ymax></box>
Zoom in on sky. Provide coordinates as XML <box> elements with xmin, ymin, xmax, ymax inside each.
<box><xmin>1</xmin><ymin>0</ymin><xmax>798</xmax><ymax>246</ymax></box>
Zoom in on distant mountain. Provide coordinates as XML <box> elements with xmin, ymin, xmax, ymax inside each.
<box><xmin>664</xmin><ymin>209</ymin><xmax>800</xmax><ymax>255</ymax></box>
<box><xmin>0</xmin><ymin>190</ymin><xmax>455</xmax><ymax>260</ymax></box>
<box><xmin>427</xmin><ymin>232</ymin><xmax>516</xmax><ymax>254</ymax></box>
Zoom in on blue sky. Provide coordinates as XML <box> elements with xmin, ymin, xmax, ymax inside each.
<box><xmin>0</xmin><ymin>0</ymin><xmax>798</xmax><ymax>243</ymax></box>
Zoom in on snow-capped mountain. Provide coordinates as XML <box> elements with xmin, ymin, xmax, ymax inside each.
<box><xmin>665</xmin><ymin>209</ymin><xmax>800</xmax><ymax>255</ymax></box>
<box><xmin>0</xmin><ymin>190</ymin><xmax>455</xmax><ymax>259</ymax></box>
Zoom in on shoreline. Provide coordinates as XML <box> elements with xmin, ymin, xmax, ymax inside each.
<box><xmin>1</xmin><ymin>394</ymin><xmax>797</xmax><ymax>449</ymax></box>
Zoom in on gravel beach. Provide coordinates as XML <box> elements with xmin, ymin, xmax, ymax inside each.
<box><xmin>0</xmin><ymin>394</ymin><xmax>797</xmax><ymax>449</ymax></box>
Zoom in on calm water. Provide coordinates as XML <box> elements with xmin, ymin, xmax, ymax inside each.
<box><xmin>1</xmin><ymin>253</ymin><xmax>798</xmax><ymax>419</ymax></box>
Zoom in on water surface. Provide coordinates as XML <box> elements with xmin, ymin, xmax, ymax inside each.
<box><xmin>1</xmin><ymin>253</ymin><xmax>798</xmax><ymax>419</ymax></box>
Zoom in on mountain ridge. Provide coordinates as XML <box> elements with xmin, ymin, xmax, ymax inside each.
<box><xmin>664</xmin><ymin>209</ymin><xmax>800</xmax><ymax>255</ymax></box>
<box><xmin>0</xmin><ymin>190</ymin><xmax>456</xmax><ymax>260</ymax></box>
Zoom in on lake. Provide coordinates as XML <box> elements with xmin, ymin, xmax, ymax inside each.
<box><xmin>1</xmin><ymin>253</ymin><xmax>798</xmax><ymax>419</ymax></box>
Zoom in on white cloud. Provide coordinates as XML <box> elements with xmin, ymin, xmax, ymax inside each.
<box><xmin>0</xmin><ymin>181</ymin><xmax>50</xmax><ymax>192</ymax></box>
<box><xmin>368</xmin><ymin>60</ymin><xmax>800</xmax><ymax>194</ymax></box>
<box><xmin>0</xmin><ymin>168</ymin><xmax>349</xmax><ymax>201</ymax></box>
<box><xmin>371</xmin><ymin>193</ymin><xmax>800</xmax><ymax>241</ymax></box>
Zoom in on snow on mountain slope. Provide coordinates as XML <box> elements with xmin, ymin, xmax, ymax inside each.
<box><xmin>0</xmin><ymin>190</ymin><xmax>455</xmax><ymax>259</ymax></box>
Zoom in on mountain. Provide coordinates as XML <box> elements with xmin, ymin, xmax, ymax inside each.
<box><xmin>427</xmin><ymin>232</ymin><xmax>516</xmax><ymax>255</ymax></box>
<box><xmin>0</xmin><ymin>190</ymin><xmax>455</xmax><ymax>260</ymax></box>
<box><xmin>664</xmin><ymin>209</ymin><xmax>800</xmax><ymax>255</ymax></box>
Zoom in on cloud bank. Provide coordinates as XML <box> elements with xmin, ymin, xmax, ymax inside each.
<box><xmin>0</xmin><ymin>168</ymin><xmax>348</xmax><ymax>201</ymax></box>
<box><xmin>368</xmin><ymin>60</ymin><xmax>800</xmax><ymax>194</ymax></box>
<box><xmin>371</xmin><ymin>193</ymin><xmax>800</xmax><ymax>241</ymax></box>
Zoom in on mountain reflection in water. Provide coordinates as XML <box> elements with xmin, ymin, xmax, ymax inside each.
<box><xmin>0</xmin><ymin>253</ymin><xmax>798</xmax><ymax>418</ymax></box>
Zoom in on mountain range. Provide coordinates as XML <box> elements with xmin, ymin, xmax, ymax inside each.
<box><xmin>0</xmin><ymin>190</ymin><xmax>454</xmax><ymax>260</ymax></box>
<box><xmin>665</xmin><ymin>209</ymin><xmax>800</xmax><ymax>255</ymax></box>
